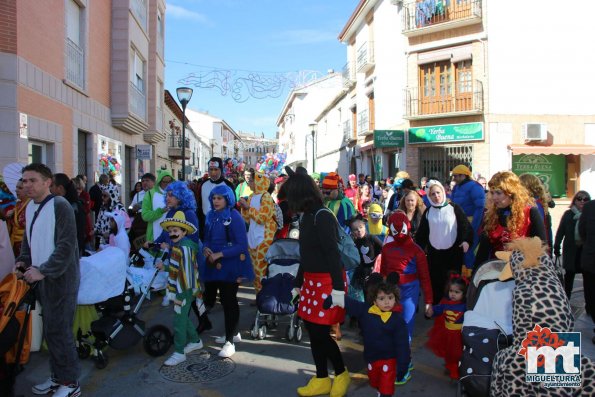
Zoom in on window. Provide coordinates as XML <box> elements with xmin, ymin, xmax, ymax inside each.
<box><xmin>65</xmin><ymin>0</ymin><xmax>85</xmax><ymax>88</ymax></box>
<box><xmin>131</xmin><ymin>0</ymin><xmax>147</xmax><ymax>31</ymax></box>
<box><xmin>419</xmin><ymin>59</ymin><xmax>474</xmax><ymax>115</ymax></box>
<box><xmin>28</xmin><ymin>142</ymin><xmax>47</xmax><ymax>164</ymax></box>
<box><xmin>157</xmin><ymin>10</ymin><xmax>164</xmax><ymax>55</ymax></box>
<box><xmin>156</xmin><ymin>80</ymin><xmax>163</xmax><ymax>129</ymax></box>
<box><xmin>131</xmin><ymin>49</ymin><xmax>144</xmax><ymax>91</ymax></box>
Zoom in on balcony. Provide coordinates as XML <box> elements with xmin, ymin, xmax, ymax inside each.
<box><xmin>65</xmin><ymin>38</ymin><xmax>85</xmax><ymax>89</ymax></box>
<box><xmin>356</xmin><ymin>41</ymin><xmax>374</xmax><ymax>73</ymax></box>
<box><xmin>342</xmin><ymin>62</ymin><xmax>356</xmax><ymax>88</ymax></box>
<box><xmin>168</xmin><ymin>135</ymin><xmax>191</xmax><ymax>160</ymax></box>
<box><xmin>129</xmin><ymin>82</ymin><xmax>146</xmax><ymax>121</ymax></box>
<box><xmin>357</xmin><ymin>109</ymin><xmax>370</xmax><ymax>136</ymax></box>
<box><xmin>404</xmin><ymin>79</ymin><xmax>483</xmax><ymax>120</ymax></box>
<box><xmin>343</xmin><ymin>119</ymin><xmax>354</xmax><ymax>142</ymax></box>
<box><xmin>402</xmin><ymin>0</ymin><xmax>482</xmax><ymax>37</ymax></box>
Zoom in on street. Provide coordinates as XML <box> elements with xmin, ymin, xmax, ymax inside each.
<box><xmin>14</xmin><ymin>278</ymin><xmax>594</xmax><ymax>397</ymax></box>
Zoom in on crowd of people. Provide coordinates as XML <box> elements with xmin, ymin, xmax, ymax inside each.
<box><xmin>0</xmin><ymin>159</ymin><xmax>593</xmax><ymax>397</ymax></box>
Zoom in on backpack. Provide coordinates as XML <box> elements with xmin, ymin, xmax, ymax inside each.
<box><xmin>273</xmin><ymin>202</ymin><xmax>283</xmax><ymax>231</ymax></box>
<box><xmin>314</xmin><ymin>208</ymin><xmax>360</xmax><ymax>271</ymax></box>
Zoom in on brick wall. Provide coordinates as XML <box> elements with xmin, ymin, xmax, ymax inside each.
<box><xmin>0</xmin><ymin>0</ymin><xmax>17</xmax><ymax>53</ymax></box>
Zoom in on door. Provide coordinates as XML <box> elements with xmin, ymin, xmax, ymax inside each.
<box><xmin>420</xmin><ymin>61</ymin><xmax>452</xmax><ymax>115</ymax></box>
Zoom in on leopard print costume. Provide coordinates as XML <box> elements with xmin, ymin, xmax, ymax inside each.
<box><xmin>241</xmin><ymin>172</ymin><xmax>276</xmax><ymax>294</ymax></box>
<box><xmin>490</xmin><ymin>238</ymin><xmax>595</xmax><ymax>396</ymax></box>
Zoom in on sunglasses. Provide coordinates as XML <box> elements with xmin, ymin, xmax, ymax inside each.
<box><xmin>576</xmin><ymin>196</ymin><xmax>590</xmax><ymax>202</ymax></box>
<box><xmin>321</xmin><ymin>189</ymin><xmax>333</xmax><ymax>195</ymax></box>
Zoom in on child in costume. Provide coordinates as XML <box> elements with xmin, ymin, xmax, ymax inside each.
<box><xmin>365</xmin><ymin>203</ymin><xmax>388</xmax><ymax>244</ymax></box>
<box><xmin>98</xmin><ymin>210</ymin><xmax>130</xmax><ymax>258</ymax></box>
<box><xmin>349</xmin><ymin>215</ymin><xmax>381</xmax><ymax>303</ymax></box>
<box><xmin>380</xmin><ymin>211</ymin><xmax>433</xmax><ymax>341</ymax></box>
<box><xmin>344</xmin><ymin>275</ymin><xmax>411</xmax><ymax>396</ymax></box>
<box><xmin>426</xmin><ymin>273</ymin><xmax>467</xmax><ymax>380</ymax></box>
<box><xmin>156</xmin><ymin>211</ymin><xmax>204</xmax><ymax>366</ymax></box>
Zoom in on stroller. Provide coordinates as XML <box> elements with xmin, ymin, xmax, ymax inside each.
<box><xmin>76</xmin><ymin>245</ymin><xmax>172</xmax><ymax>369</ymax></box>
<box><xmin>250</xmin><ymin>238</ymin><xmax>303</xmax><ymax>342</ymax></box>
<box><xmin>0</xmin><ymin>273</ymin><xmax>36</xmax><ymax>396</ymax></box>
<box><xmin>459</xmin><ymin>259</ymin><xmax>514</xmax><ymax>397</ymax></box>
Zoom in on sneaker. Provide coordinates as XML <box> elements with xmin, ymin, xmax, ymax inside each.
<box><xmin>395</xmin><ymin>370</ymin><xmax>411</xmax><ymax>385</ymax></box>
<box><xmin>32</xmin><ymin>377</ymin><xmax>59</xmax><ymax>395</ymax></box>
<box><xmin>183</xmin><ymin>340</ymin><xmax>203</xmax><ymax>354</ymax></box>
<box><xmin>215</xmin><ymin>333</ymin><xmax>241</xmax><ymax>344</ymax></box>
<box><xmin>161</xmin><ymin>295</ymin><xmax>170</xmax><ymax>307</ymax></box>
<box><xmin>164</xmin><ymin>352</ymin><xmax>186</xmax><ymax>366</ymax></box>
<box><xmin>218</xmin><ymin>341</ymin><xmax>235</xmax><ymax>358</ymax></box>
<box><xmin>52</xmin><ymin>383</ymin><xmax>81</xmax><ymax>397</ymax></box>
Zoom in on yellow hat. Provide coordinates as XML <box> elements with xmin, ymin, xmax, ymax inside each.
<box><xmin>452</xmin><ymin>164</ymin><xmax>472</xmax><ymax>176</ymax></box>
<box><xmin>160</xmin><ymin>211</ymin><xmax>197</xmax><ymax>235</ymax></box>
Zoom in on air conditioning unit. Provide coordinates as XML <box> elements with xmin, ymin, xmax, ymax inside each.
<box><xmin>522</xmin><ymin>123</ymin><xmax>548</xmax><ymax>142</ymax></box>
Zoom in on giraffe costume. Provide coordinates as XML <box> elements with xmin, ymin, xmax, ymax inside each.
<box><xmin>242</xmin><ymin>172</ymin><xmax>277</xmax><ymax>293</ymax></box>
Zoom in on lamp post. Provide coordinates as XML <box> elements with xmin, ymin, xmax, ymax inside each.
<box><xmin>309</xmin><ymin>122</ymin><xmax>317</xmax><ymax>173</ymax></box>
<box><xmin>176</xmin><ymin>86</ymin><xmax>193</xmax><ymax>181</ymax></box>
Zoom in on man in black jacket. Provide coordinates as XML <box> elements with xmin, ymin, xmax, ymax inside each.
<box><xmin>89</xmin><ymin>174</ymin><xmax>108</xmax><ymax>221</ymax></box>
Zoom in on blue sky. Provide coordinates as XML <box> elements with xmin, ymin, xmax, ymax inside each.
<box><xmin>164</xmin><ymin>0</ymin><xmax>360</xmax><ymax>138</ymax></box>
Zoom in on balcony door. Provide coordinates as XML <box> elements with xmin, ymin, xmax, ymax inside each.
<box><xmin>455</xmin><ymin>60</ymin><xmax>473</xmax><ymax>111</ymax></box>
<box><xmin>420</xmin><ymin>61</ymin><xmax>452</xmax><ymax>115</ymax></box>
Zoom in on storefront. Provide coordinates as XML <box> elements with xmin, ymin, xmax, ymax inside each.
<box><xmin>509</xmin><ymin>144</ymin><xmax>595</xmax><ymax>198</ymax></box>
<box><xmin>408</xmin><ymin>122</ymin><xmax>484</xmax><ymax>181</ymax></box>
<box><xmin>373</xmin><ymin>130</ymin><xmax>405</xmax><ymax>179</ymax></box>
<box><xmin>97</xmin><ymin>135</ymin><xmax>123</xmax><ymax>184</ymax></box>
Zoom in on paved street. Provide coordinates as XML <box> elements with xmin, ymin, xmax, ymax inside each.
<box><xmin>14</xmin><ymin>278</ymin><xmax>595</xmax><ymax>397</ymax></box>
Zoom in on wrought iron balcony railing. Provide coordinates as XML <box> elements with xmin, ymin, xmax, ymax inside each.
<box><xmin>356</xmin><ymin>41</ymin><xmax>374</xmax><ymax>73</ymax></box>
<box><xmin>402</xmin><ymin>0</ymin><xmax>482</xmax><ymax>35</ymax></box>
<box><xmin>404</xmin><ymin>79</ymin><xmax>483</xmax><ymax>119</ymax></box>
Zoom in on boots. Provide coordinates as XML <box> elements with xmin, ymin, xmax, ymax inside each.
<box><xmin>196</xmin><ymin>313</ymin><xmax>212</xmax><ymax>334</ymax></box>
<box><xmin>296</xmin><ymin>376</ymin><xmax>331</xmax><ymax>396</ymax></box>
<box><xmin>330</xmin><ymin>370</ymin><xmax>351</xmax><ymax>397</ymax></box>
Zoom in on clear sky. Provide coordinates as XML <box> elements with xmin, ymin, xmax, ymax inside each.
<box><xmin>164</xmin><ymin>0</ymin><xmax>360</xmax><ymax>139</ymax></box>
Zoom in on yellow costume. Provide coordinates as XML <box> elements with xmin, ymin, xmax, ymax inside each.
<box><xmin>241</xmin><ymin>172</ymin><xmax>277</xmax><ymax>293</ymax></box>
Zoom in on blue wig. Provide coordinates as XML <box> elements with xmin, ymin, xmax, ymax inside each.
<box><xmin>205</xmin><ymin>184</ymin><xmax>235</xmax><ymax>228</ymax></box>
<box><xmin>163</xmin><ymin>181</ymin><xmax>197</xmax><ymax>211</ymax></box>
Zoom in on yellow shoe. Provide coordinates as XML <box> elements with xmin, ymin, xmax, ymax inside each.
<box><xmin>297</xmin><ymin>376</ymin><xmax>332</xmax><ymax>396</ymax></box>
<box><xmin>330</xmin><ymin>370</ymin><xmax>351</xmax><ymax>397</ymax></box>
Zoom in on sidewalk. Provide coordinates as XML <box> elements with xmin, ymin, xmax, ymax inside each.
<box><xmin>569</xmin><ymin>274</ymin><xmax>595</xmax><ymax>359</ymax></box>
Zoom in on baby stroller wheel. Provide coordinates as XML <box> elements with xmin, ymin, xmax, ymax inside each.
<box><xmin>77</xmin><ymin>343</ymin><xmax>91</xmax><ymax>359</ymax></box>
<box><xmin>144</xmin><ymin>325</ymin><xmax>173</xmax><ymax>357</ymax></box>
<box><xmin>285</xmin><ymin>325</ymin><xmax>294</xmax><ymax>341</ymax></box>
<box><xmin>95</xmin><ymin>351</ymin><xmax>109</xmax><ymax>369</ymax></box>
<box><xmin>295</xmin><ymin>325</ymin><xmax>303</xmax><ymax>342</ymax></box>
<box><xmin>258</xmin><ymin>325</ymin><xmax>267</xmax><ymax>340</ymax></box>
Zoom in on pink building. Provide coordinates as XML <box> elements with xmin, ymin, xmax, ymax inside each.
<box><xmin>0</xmin><ymin>0</ymin><xmax>167</xmax><ymax>204</ymax></box>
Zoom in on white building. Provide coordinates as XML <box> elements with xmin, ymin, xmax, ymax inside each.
<box><xmin>277</xmin><ymin>72</ymin><xmax>345</xmax><ymax>174</ymax></box>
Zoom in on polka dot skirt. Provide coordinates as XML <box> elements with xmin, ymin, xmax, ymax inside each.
<box><xmin>298</xmin><ymin>272</ymin><xmax>346</xmax><ymax>325</ymax></box>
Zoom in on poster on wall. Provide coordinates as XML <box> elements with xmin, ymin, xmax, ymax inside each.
<box><xmin>512</xmin><ymin>154</ymin><xmax>566</xmax><ymax>198</ymax></box>
<box><xmin>98</xmin><ymin>135</ymin><xmax>123</xmax><ymax>184</ymax></box>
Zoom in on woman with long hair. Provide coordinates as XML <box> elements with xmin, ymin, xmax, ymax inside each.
<box><xmin>474</xmin><ymin>171</ymin><xmax>547</xmax><ymax>267</ymax></box>
<box><xmin>554</xmin><ymin>190</ymin><xmax>591</xmax><ymax>297</ymax></box>
<box><xmin>283</xmin><ymin>168</ymin><xmax>350</xmax><ymax>397</ymax></box>
<box><xmin>519</xmin><ymin>173</ymin><xmax>554</xmax><ymax>251</ymax></box>
<box><xmin>398</xmin><ymin>190</ymin><xmax>426</xmax><ymax>239</ymax></box>
<box><xmin>357</xmin><ymin>183</ymin><xmax>372</xmax><ymax>216</ymax></box>
<box><xmin>52</xmin><ymin>173</ymin><xmax>87</xmax><ymax>257</ymax></box>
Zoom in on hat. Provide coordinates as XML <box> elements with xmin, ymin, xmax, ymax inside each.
<box><xmin>322</xmin><ymin>172</ymin><xmax>340</xmax><ymax>190</ymax></box>
<box><xmin>348</xmin><ymin>174</ymin><xmax>356</xmax><ymax>182</ymax></box>
<box><xmin>160</xmin><ymin>211</ymin><xmax>197</xmax><ymax>235</ymax></box>
<box><xmin>452</xmin><ymin>164</ymin><xmax>472</xmax><ymax>176</ymax></box>
<box><xmin>208</xmin><ymin>157</ymin><xmax>223</xmax><ymax>170</ymax></box>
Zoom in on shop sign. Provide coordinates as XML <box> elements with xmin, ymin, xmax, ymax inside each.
<box><xmin>136</xmin><ymin>145</ymin><xmax>152</xmax><ymax>160</ymax></box>
<box><xmin>512</xmin><ymin>154</ymin><xmax>566</xmax><ymax>198</ymax></box>
<box><xmin>408</xmin><ymin>122</ymin><xmax>484</xmax><ymax>143</ymax></box>
<box><xmin>373</xmin><ymin>130</ymin><xmax>405</xmax><ymax>148</ymax></box>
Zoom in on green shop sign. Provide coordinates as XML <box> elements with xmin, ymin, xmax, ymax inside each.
<box><xmin>408</xmin><ymin>122</ymin><xmax>484</xmax><ymax>143</ymax></box>
<box><xmin>512</xmin><ymin>154</ymin><xmax>566</xmax><ymax>198</ymax></box>
<box><xmin>373</xmin><ymin>130</ymin><xmax>405</xmax><ymax>148</ymax></box>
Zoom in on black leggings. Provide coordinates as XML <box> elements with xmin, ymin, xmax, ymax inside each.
<box><xmin>304</xmin><ymin>321</ymin><xmax>345</xmax><ymax>378</ymax></box>
<box><xmin>203</xmin><ymin>281</ymin><xmax>240</xmax><ymax>342</ymax></box>
<box><xmin>584</xmin><ymin>271</ymin><xmax>595</xmax><ymax>324</ymax></box>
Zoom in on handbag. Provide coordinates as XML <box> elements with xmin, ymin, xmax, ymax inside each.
<box><xmin>314</xmin><ymin>208</ymin><xmax>360</xmax><ymax>271</ymax></box>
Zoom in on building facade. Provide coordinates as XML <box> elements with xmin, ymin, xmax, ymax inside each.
<box><xmin>335</xmin><ymin>0</ymin><xmax>595</xmax><ymax>197</ymax></box>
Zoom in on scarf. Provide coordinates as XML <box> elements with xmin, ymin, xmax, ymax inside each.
<box><xmin>368</xmin><ymin>304</ymin><xmax>392</xmax><ymax>323</ymax></box>
<box><xmin>571</xmin><ymin>205</ymin><xmax>582</xmax><ymax>245</ymax></box>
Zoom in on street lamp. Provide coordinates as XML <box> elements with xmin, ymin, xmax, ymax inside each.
<box><xmin>176</xmin><ymin>86</ymin><xmax>193</xmax><ymax>181</ymax></box>
<box><xmin>309</xmin><ymin>122</ymin><xmax>317</xmax><ymax>173</ymax></box>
